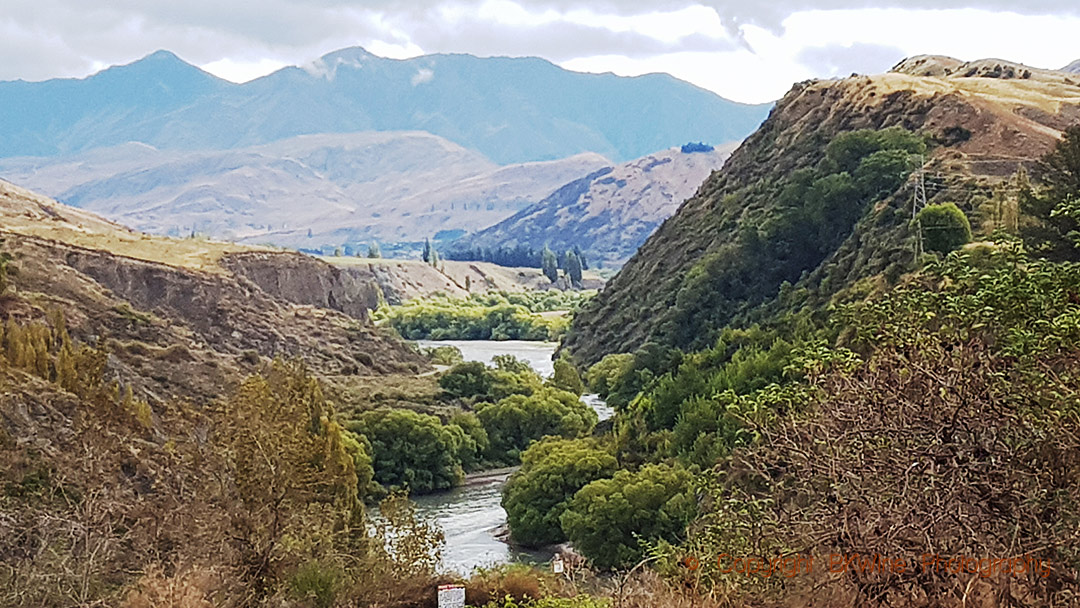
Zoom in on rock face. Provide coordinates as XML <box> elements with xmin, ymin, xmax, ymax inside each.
<box><xmin>0</xmin><ymin>181</ymin><xmax>425</xmax><ymax>402</ymax></box>
<box><xmin>564</xmin><ymin>57</ymin><xmax>1080</xmax><ymax>365</ymax></box>
<box><xmin>450</xmin><ymin>145</ymin><xmax>737</xmax><ymax>268</ymax></box>
<box><xmin>222</xmin><ymin>251</ymin><xmax>382</xmax><ymax>320</ymax></box>
<box><xmin>1061</xmin><ymin>59</ymin><xmax>1080</xmax><ymax>74</ymax></box>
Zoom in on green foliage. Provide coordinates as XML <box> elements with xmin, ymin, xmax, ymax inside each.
<box><xmin>824</xmin><ymin>126</ymin><xmax>927</xmax><ymax>174</ymax></box>
<box><xmin>917</xmin><ymin>202</ymin><xmax>972</xmax><ymax>254</ymax></box>
<box><xmin>347</xmin><ymin>408</ymin><xmax>463</xmax><ymax>494</ymax></box>
<box><xmin>448</xmin><ymin>412</ymin><xmax>490</xmax><ymax>472</ymax></box>
<box><xmin>565</xmin><ymin>252</ymin><xmax>583</xmax><ymax>287</ymax></box>
<box><xmin>0</xmin><ymin>238</ymin><xmax>12</xmax><ymax>296</ymax></box>
<box><xmin>290</xmin><ymin>560</ymin><xmax>343</xmax><ymax>608</ymax></box>
<box><xmin>422</xmin><ymin>345</ymin><xmax>464</xmax><ymax>366</ymax></box>
<box><xmin>482</xmin><ymin>596</ymin><xmax>611</xmax><ymax>608</ymax></box>
<box><xmin>541</xmin><ymin>247</ymin><xmax>559</xmax><ymax>283</ymax></box>
<box><xmin>1022</xmin><ymin>125</ymin><xmax>1080</xmax><ymax>260</ymax></box>
<box><xmin>439</xmin><ymin>361</ymin><xmax>495</xmax><ymax>399</ymax></box>
<box><xmin>377</xmin><ymin>293</ymin><xmax>570</xmax><ymax>341</ymax></box>
<box><xmin>548</xmin><ymin>357</ymin><xmax>584</xmax><ymax>396</ymax></box>
<box><xmin>477</xmin><ymin>388</ymin><xmax>597</xmax><ymax>465</ymax></box>
<box><xmin>502</xmin><ymin>438</ymin><xmax>617</xmax><ymax>546</ymax></box>
<box><xmin>366</xmin><ymin>241</ymin><xmax>382</xmax><ymax>258</ymax></box>
<box><xmin>584</xmin><ymin>353</ymin><xmax>633</xmax><ymax>398</ymax></box>
<box><xmin>492</xmin><ymin>354</ymin><xmax>533</xmax><ymax>374</ymax></box>
<box><xmin>561</xmin><ymin>464</ymin><xmax>696</xmax><ymax>569</ymax></box>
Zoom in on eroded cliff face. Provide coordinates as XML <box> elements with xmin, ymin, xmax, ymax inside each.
<box><xmin>565</xmin><ymin>59</ymin><xmax>1080</xmax><ymax>365</ymax></box>
<box><xmin>221</xmin><ymin>251</ymin><xmax>382</xmax><ymax>320</ymax></box>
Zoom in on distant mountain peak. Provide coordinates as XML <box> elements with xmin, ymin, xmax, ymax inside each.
<box><xmin>305</xmin><ymin>47</ymin><xmax>378</xmax><ymax>80</ymax></box>
<box><xmin>1063</xmin><ymin>59</ymin><xmax>1080</xmax><ymax>74</ymax></box>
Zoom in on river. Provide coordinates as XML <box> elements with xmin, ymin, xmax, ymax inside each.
<box><xmin>412</xmin><ymin>339</ymin><xmax>612</xmax><ymax>574</ymax></box>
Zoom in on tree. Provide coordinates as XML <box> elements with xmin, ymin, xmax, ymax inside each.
<box><xmin>438</xmin><ymin>361</ymin><xmax>494</xmax><ymax>399</ymax></box>
<box><xmin>548</xmin><ymin>357</ymin><xmax>584</xmax><ymax>396</ymax></box>
<box><xmin>347</xmin><ymin>408</ymin><xmax>463</xmax><ymax>494</ymax></box>
<box><xmin>561</xmin><ymin>464</ymin><xmax>696</xmax><ymax>569</ymax></box>
<box><xmin>430</xmin><ymin>248</ymin><xmax>440</xmax><ymax>268</ymax></box>
<box><xmin>476</xmin><ymin>387</ymin><xmax>597</xmax><ymax>464</ymax></box>
<box><xmin>1022</xmin><ymin>125</ymin><xmax>1080</xmax><ymax>260</ymax></box>
<box><xmin>502</xmin><ymin>438</ymin><xmax>617</xmax><ymax>546</ymax></box>
<box><xmin>333</xmin><ymin>247</ymin><xmax>343</xmax><ymax>257</ymax></box>
<box><xmin>367</xmin><ymin>242</ymin><xmax>381</xmax><ymax>258</ymax></box>
<box><xmin>422</xmin><ymin>238</ymin><xmax>432</xmax><ymax>263</ymax></box>
<box><xmin>0</xmin><ymin>238</ymin><xmax>11</xmax><ymax>296</ymax></box>
<box><xmin>565</xmin><ymin>252</ymin><xmax>583</xmax><ymax>287</ymax></box>
<box><xmin>917</xmin><ymin>202</ymin><xmax>972</xmax><ymax>254</ymax></box>
<box><xmin>541</xmin><ymin>247</ymin><xmax>558</xmax><ymax>283</ymax></box>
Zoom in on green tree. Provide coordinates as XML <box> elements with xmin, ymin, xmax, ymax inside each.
<box><xmin>367</xmin><ymin>242</ymin><xmax>382</xmax><ymax>258</ymax></box>
<box><xmin>422</xmin><ymin>238</ymin><xmax>432</xmax><ymax>263</ymax></box>
<box><xmin>477</xmin><ymin>387</ymin><xmax>597</xmax><ymax>464</ymax></box>
<box><xmin>430</xmin><ymin>248</ymin><xmax>440</xmax><ymax>268</ymax></box>
<box><xmin>1022</xmin><ymin>125</ymin><xmax>1080</xmax><ymax>260</ymax></box>
<box><xmin>502</xmin><ymin>438</ymin><xmax>617</xmax><ymax>546</ymax></box>
<box><xmin>917</xmin><ymin>202</ymin><xmax>972</xmax><ymax>254</ymax></box>
<box><xmin>585</xmin><ymin>353</ymin><xmax>634</xmax><ymax>398</ymax></box>
<box><xmin>438</xmin><ymin>361</ymin><xmax>494</xmax><ymax>399</ymax></box>
<box><xmin>548</xmin><ymin>357</ymin><xmax>584</xmax><ymax>396</ymax></box>
<box><xmin>347</xmin><ymin>408</ymin><xmax>463</xmax><ymax>494</ymax></box>
<box><xmin>541</xmin><ymin>247</ymin><xmax>558</xmax><ymax>283</ymax></box>
<box><xmin>565</xmin><ymin>251</ymin><xmax>583</xmax><ymax>287</ymax></box>
<box><xmin>0</xmin><ymin>238</ymin><xmax>13</xmax><ymax>296</ymax></box>
<box><xmin>561</xmin><ymin>464</ymin><xmax>696</xmax><ymax>569</ymax></box>
<box><xmin>447</xmin><ymin>412</ymin><xmax>490</xmax><ymax>472</ymax></box>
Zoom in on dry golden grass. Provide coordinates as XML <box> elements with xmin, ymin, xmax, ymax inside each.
<box><xmin>0</xmin><ymin>179</ymin><xmax>262</xmax><ymax>273</ymax></box>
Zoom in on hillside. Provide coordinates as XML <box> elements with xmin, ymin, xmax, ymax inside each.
<box><xmin>0</xmin><ymin>133</ymin><xmax>609</xmax><ymax>248</ymax></box>
<box><xmin>448</xmin><ymin>144</ymin><xmax>737</xmax><ymax>268</ymax></box>
<box><xmin>0</xmin><ymin>178</ymin><xmax>425</xmax><ymax>404</ymax></box>
<box><xmin>0</xmin><ymin>47</ymin><xmax>772</xmax><ymax>165</ymax></box>
<box><xmin>1063</xmin><ymin>59</ymin><xmax>1080</xmax><ymax>74</ymax></box>
<box><xmin>565</xmin><ymin>56</ymin><xmax>1080</xmax><ymax>364</ymax></box>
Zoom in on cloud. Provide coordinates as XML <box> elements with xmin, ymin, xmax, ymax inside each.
<box><xmin>411</xmin><ymin>67</ymin><xmax>434</xmax><ymax>85</ymax></box>
<box><xmin>796</xmin><ymin>43</ymin><xmax>907</xmax><ymax>78</ymax></box>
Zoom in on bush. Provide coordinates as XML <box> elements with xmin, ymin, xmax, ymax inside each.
<box><xmin>561</xmin><ymin>464</ymin><xmax>696</xmax><ymax>569</ymax></box>
<box><xmin>347</xmin><ymin>408</ymin><xmax>463</xmax><ymax>494</ymax></box>
<box><xmin>439</xmin><ymin>361</ymin><xmax>494</xmax><ymax>399</ymax></box>
<box><xmin>547</xmin><ymin>357</ymin><xmax>584</xmax><ymax>396</ymax></box>
<box><xmin>917</xmin><ymin>202</ymin><xmax>972</xmax><ymax>254</ymax></box>
<box><xmin>477</xmin><ymin>388</ymin><xmax>598</xmax><ymax>465</ymax></box>
<box><xmin>502</xmin><ymin>438</ymin><xmax>617</xmax><ymax>546</ymax></box>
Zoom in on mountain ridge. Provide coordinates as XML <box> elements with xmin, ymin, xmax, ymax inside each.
<box><xmin>0</xmin><ymin>46</ymin><xmax>771</xmax><ymax>164</ymax></box>
<box><xmin>564</xmin><ymin>56</ymin><xmax>1080</xmax><ymax>364</ymax></box>
<box><xmin>450</xmin><ymin>144</ymin><xmax>737</xmax><ymax>267</ymax></box>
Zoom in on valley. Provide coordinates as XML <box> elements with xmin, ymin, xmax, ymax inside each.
<box><xmin>3</xmin><ymin>39</ymin><xmax>1080</xmax><ymax>608</ymax></box>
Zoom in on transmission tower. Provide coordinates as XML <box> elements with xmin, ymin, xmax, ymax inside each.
<box><xmin>911</xmin><ymin>154</ymin><xmax>928</xmax><ymax>263</ymax></box>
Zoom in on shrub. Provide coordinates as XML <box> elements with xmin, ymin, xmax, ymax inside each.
<box><xmin>917</xmin><ymin>202</ymin><xmax>972</xmax><ymax>254</ymax></box>
<box><xmin>502</xmin><ymin>438</ymin><xmax>617</xmax><ymax>546</ymax></box>
<box><xmin>477</xmin><ymin>388</ymin><xmax>597</xmax><ymax>465</ymax></box>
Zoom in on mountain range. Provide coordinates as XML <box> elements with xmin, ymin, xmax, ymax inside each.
<box><xmin>0</xmin><ymin>47</ymin><xmax>771</xmax><ymax>165</ymax></box>
<box><xmin>449</xmin><ymin>143</ymin><xmax>736</xmax><ymax>267</ymax></box>
<box><xmin>0</xmin><ymin>132</ymin><xmax>609</xmax><ymax>247</ymax></box>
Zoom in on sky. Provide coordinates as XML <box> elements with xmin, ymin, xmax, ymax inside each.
<box><xmin>2</xmin><ymin>1</ymin><xmax>1079</xmax><ymax>104</ymax></box>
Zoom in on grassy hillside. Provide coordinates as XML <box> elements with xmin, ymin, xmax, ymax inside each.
<box><xmin>565</xmin><ymin>57</ymin><xmax>1080</xmax><ymax>365</ymax></box>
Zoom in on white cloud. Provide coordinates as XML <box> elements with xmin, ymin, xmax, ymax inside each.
<box><xmin>1</xmin><ymin>1</ymin><xmax>1079</xmax><ymax>105</ymax></box>
<box><xmin>411</xmin><ymin>67</ymin><xmax>434</xmax><ymax>85</ymax></box>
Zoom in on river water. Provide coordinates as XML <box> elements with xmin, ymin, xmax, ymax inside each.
<box><xmin>411</xmin><ymin>339</ymin><xmax>611</xmax><ymax>574</ymax></box>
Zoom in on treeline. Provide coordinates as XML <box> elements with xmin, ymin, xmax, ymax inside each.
<box><xmin>445</xmin><ymin>244</ymin><xmax>589</xmax><ymax>273</ymax></box>
<box><xmin>375</xmin><ymin>291</ymin><xmax>595</xmax><ymax>341</ymax></box>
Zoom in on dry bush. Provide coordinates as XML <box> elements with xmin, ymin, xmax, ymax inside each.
<box><xmin>690</xmin><ymin>339</ymin><xmax>1080</xmax><ymax>607</ymax></box>
<box><xmin>122</xmin><ymin>566</ymin><xmax>222</xmax><ymax>608</ymax></box>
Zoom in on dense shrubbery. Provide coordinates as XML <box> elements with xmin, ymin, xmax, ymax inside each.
<box><xmin>477</xmin><ymin>387</ymin><xmax>597</xmax><ymax>465</ymax></box>
<box><xmin>561</xmin><ymin>464</ymin><xmax>696</xmax><ymax>569</ymax></box>
<box><xmin>502</xmin><ymin>438</ymin><xmax>617</xmax><ymax>547</ymax></box>
<box><xmin>376</xmin><ymin>291</ymin><xmax>591</xmax><ymax>341</ymax></box>
<box><xmin>346</xmin><ymin>408</ymin><xmax>465</xmax><ymax>494</ymax></box>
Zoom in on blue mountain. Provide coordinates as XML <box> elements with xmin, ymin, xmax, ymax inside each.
<box><xmin>0</xmin><ymin>47</ymin><xmax>771</xmax><ymax>164</ymax></box>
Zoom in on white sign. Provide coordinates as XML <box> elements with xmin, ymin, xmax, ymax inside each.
<box><xmin>552</xmin><ymin>556</ymin><xmax>565</xmax><ymax>574</ymax></box>
<box><xmin>438</xmin><ymin>584</ymin><xmax>465</xmax><ymax>608</ymax></box>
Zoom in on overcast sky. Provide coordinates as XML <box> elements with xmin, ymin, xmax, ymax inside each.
<box><xmin>2</xmin><ymin>1</ymin><xmax>1079</xmax><ymax>103</ymax></box>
